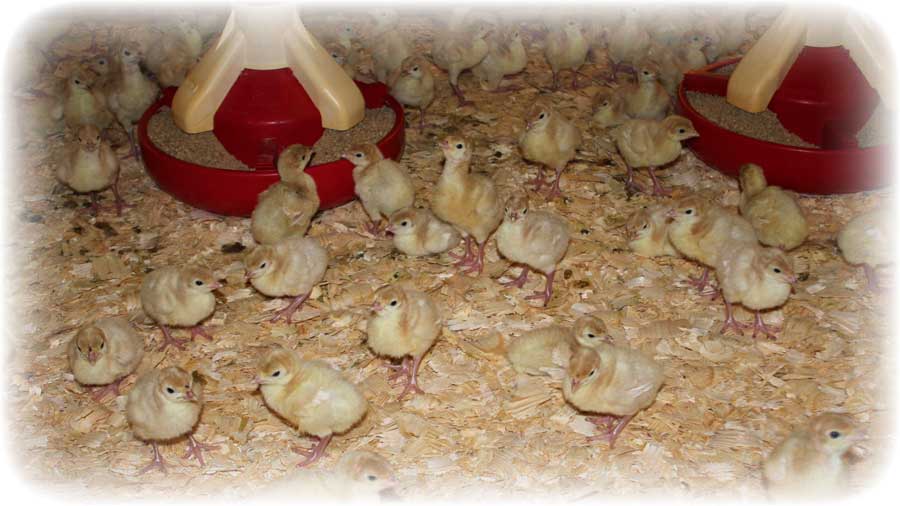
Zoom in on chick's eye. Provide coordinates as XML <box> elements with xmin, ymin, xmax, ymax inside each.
<box><xmin>829</xmin><ymin>431</ymin><xmax>841</xmax><ymax>439</ymax></box>
<box><xmin>99</xmin><ymin>342</ymin><xmax>105</xmax><ymax>349</ymax></box>
<box><xmin>601</xmin><ymin>101</ymin><xmax>609</xmax><ymax>107</ymax></box>
<box><xmin>588</xmin><ymin>370</ymin><xmax>595</xmax><ymax>377</ymax></box>
<box><xmin>166</xmin><ymin>387</ymin><xmax>175</xmax><ymax>394</ymax></box>
<box><xmin>355</xmin><ymin>153</ymin><xmax>363</xmax><ymax>158</ymax></box>
<box><xmin>538</xmin><ymin>113</ymin><xmax>546</xmax><ymax>119</ymax></box>
<box><xmin>587</xmin><ymin>333</ymin><xmax>596</xmax><ymax>338</ymax></box>
<box><xmin>367</xmin><ymin>475</ymin><xmax>377</xmax><ymax>481</ymax></box>
<box><xmin>194</xmin><ymin>280</ymin><xmax>204</xmax><ymax>286</ymax></box>
<box><xmin>678</xmin><ymin>128</ymin><xmax>686</xmax><ymax>134</ymax></box>
<box><xmin>412</xmin><ymin>66</ymin><xmax>419</xmax><ymax>71</ymax></box>
<box><xmin>272</xmin><ymin>370</ymin><xmax>281</xmax><ymax>377</ymax></box>
<box><xmin>773</xmin><ymin>267</ymin><xmax>781</xmax><ymax>273</ymax></box>
<box><xmin>74</xmin><ymin>79</ymin><xmax>81</xmax><ymax>85</ymax></box>
<box><xmin>259</xmin><ymin>262</ymin><xmax>267</xmax><ymax>269</ymax></box>
<box><xmin>401</xmin><ymin>221</ymin><xmax>409</xmax><ymax>226</ymax></box>
<box><xmin>685</xmin><ymin>209</ymin><xmax>693</xmax><ymax>215</ymax></box>
<box><xmin>389</xmin><ymin>300</ymin><xmax>398</xmax><ymax>306</ymax></box>
<box><xmin>455</xmin><ymin>143</ymin><xmax>463</xmax><ymax>149</ymax></box>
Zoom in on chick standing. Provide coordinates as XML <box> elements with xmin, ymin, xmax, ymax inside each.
<box><xmin>68</xmin><ymin>317</ymin><xmax>144</xmax><ymax>401</ymax></box>
<box><xmin>432</xmin><ymin>136</ymin><xmax>503</xmax><ymax>275</ymax></box>
<box><xmin>251</xmin><ymin>145</ymin><xmax>320</xmax><ymax>245</ymax></box>
<box><xmin>612</xmin><ymin>115</ymin><xmax>698</xmax><ymax>196</ymax></box>
<box><xmin>472</xmin><ymin>27</ymin><xmax>527</xmax><ymax>92</ymax></box>
<box><xmin>738</xmin><ymin>163</ymin><xmax>808</xmax><ymax>250</ymax></box>
<box><xmin>244</xmin><ymin>236</ymin><xmax>329</xmax><ymax>323</ymax></box>
<box><xmin>563</xmin><ymin>344</ymin><xmax>664</xmax><ymax>448</ymax></box>
<box><xmin>103</xmin><ymin>41</ymin><xmax>160</xmax><ymax>158</ymax></box>
<box><xmin>763</xmin><ymin>413</ymin><xmax>864</xmax><ymax>501</ymax></box>
<box><xmin>626</xmin><ymin>204</ymin><xmax>680</xmax><ymax>258</ymax></box>
<box><xmin>57</xmin><ymin>124</ymin><xmax>127</xmax><ymax>215</ymax></box>
<box><xmin>620</xmin><ymin>62</ymin><xmax>670</xmax><ymax>121</ymax></box>
<box><xmin>543</xmin><ymin>19</ymin><xmax>589</xmax><ymax>90</ymax></box>
<box><xmin>387</xmin><ymin>207</ymin><xmax>461</xmax><ymax>257</ymax></box>
<box><xmin>432</xmin><ymin>22</ymin><xmax>492</xmax><ymax>106</ymax></box>
<box><xmin>366</xmin><ymin>285</ymin><xmax>441</xmax><ymax>399</ymax></box>
<box><xmin>343</xmin><ymin>144</ymin><xmax>415</xmax><ymax>236</ymax></box>
<box><xmin>126</xmin><ymin>366</ymin><xmax>215</xmax><ymax>473</ymax></box>
<box><xmin>388</xmin><ymin>56</ymin><xmax>435</xmax><ymax>131</ymax></box>
<box><xmin>496</xmin><ymin>194</ymin><xmax>570</xmax><ymax>306</ymax></box>
<box><xmin>714</xmin><ymin>241</ymin><xmax>797</xmax><ymax>339</ymax></box>
<box><xmin>256</xmin><ymin>345</ymin><xmax>368</xmax><ymax>467</ymax></box>
<box><xmin>518</xmin><ymin>102</ymin><xmax>582</xmax><ymax>199</ymax></box>
<box><xmin>369</xmin><ymin>9</ymin><xmax>412</xmax><ymax>84</ymax></box>
<box><xmin>60</xmin><ymin>70</ymin><xmax>114</xmax><ymax>131</ymax></box>
<box><xmin>606</xmin><ymin>8</ymin><xmax>651</xmax><ymax>81</ymax></box>
<box><xmin>837</xmin><ymin>209</ymin><xmax>892</xmax><ymax>292</ymax></box>
<box><xmin>140</xmin><ymin>266</ymin><xmax>221</xmax><ymax>351</ymax></box>
<box><xmin>591</xmin><ymin>88</ymin><xmax>629</xmax><ymax>129</ymax></box>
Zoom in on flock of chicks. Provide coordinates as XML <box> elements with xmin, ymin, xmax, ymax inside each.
<box><xmin>26</xmin><ymin>4</ymin><xmax>889</xmax><ymax>502</ymax></box>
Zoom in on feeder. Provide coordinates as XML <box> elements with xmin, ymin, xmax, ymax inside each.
<box><xmin>677</xmin><ymin>6</ymin><xmax>893</xmax><ymax>194</ymax></box>
<box><xmin>138</xmin><ymin>3</ymin><xmax>406</xmax><ymax>216</ymax></box>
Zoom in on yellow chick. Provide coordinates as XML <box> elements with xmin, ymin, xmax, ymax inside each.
<box><xmin>57</xmin><ymin>124</ymin><xmax>126</xmax><ymax>216</ymax></box>
<box><xmin>714</xmin><ymin>241</ymin><xmax>797</xmax><ymax>339</ymax></box>
<box><xmin>369</xmin><ymin>9</ymin><xmax>412</xmax><ymax>84</ymax></box>
<box><xmin>496</xmin><ymin>194</ymin><xmax>570</xmax><ymax>306</ymax></box>
<box><xmin>388</xmin><ymin>56</ymin><xmax>435</xmax><ymax>131</ymax></box>
<box><xmin>251</xmin><ymin>145</ymin><xmax>320</xmax><ymax>245</ymax></box>
<box><xmin>103</xmin><ymin>41</ymin><xmax>160</xmax><ymax>158</ymax></box>
<box><xmin>620</xmin><ymin>61</ymin><xmax>670</xmax><ymax>121</ymax></box>
<box><xmin>244</xmin><ymin>236</ymin><xmax>328</xmax><ymax>323</ymax></box>
<box><xmin>387</xmin><ymin>207</ymin><xmax>461</xmax><ymax>257</ymax></box>
<box><xmin>591</xmin><ymin>88</ymin><xmax>629</xmax><ymax>130</ymax></box>
<box><xmin>343</xmin><ymin>144</ymin><xmax>415</xmax><ymax>236</ymax></box>
<box><xmin>256</xmin><ymin>345</ymin><xmax>368</xmax><ymax>467</ymax></box>
<box><xmin>432</xmin><ymin>136</ymin><xmax>504</xmax><ymax>275</ymax></box>
<box><xmin>626</xmin><ymin>204</ymin><xmax>680</xmax><ymax>258</ymax></box>
<box><xmin>606</xmin><ymin>7</ymin><xmax>651</xmax><ymax>81</ymax></box>
<box><xmin>68</xmin><ymin>317</ymin><xmax>144</xmax><ymax>401</ymax></box>
<box><xmin>838</xmin><ymin>209</ymin><xmax>892</xmax><ymax>292</ymax></box>
<box><xmin>326</xmin><ymin>42</ymin><xmax>359</xmax><ymax>81</ymax></box>
<box><xmin>144</xmin><ymin>20</ymin><xmax>203</xmax><ymax>88</ymax></box>
<box><xmin>654</xmin><ymin>33</ymin><xmax>711</xmax><ymax>96</ymax></box>
<box><xmin>61</xmin><ymin>70</ymin><xmax>114</xmax><ymax>131</ymax></box>
<box><xmin>432</xmin><ymin>22</ymin><xmax>492</xmax><ymax>106</ymax></box>
<box><xmin>140</xmin><ymin>266</ymin><xmax>221</xmax><ymax>351</ymax></box>
<box><xmin>612</xmin><ymin>115</ymin><xmax>698</xmax><ymax>195</ymax></box>
<box><xmin>543</xmin><ymin>19</ymin><xmax>589</xmax><ymax>90</ymax></box>
<box><xmin>738</xmin><ymin>163</ymin><xmax>808</xmax><ymax>250</ymax></box>
<box><xmin>126</xmin><ymin>366</ymin><xmax>215</xmax><ymax>473</ymax></box>
<box><xmin>518</xmin><ymin>101</ymin><xmax>583</xmax><ymax>198</ymax></box>
<box><xmin>563</xmin><ymin>344</ymin><xmax>664</xmax><ymax>449</ymax></box>
<box><xmin>763</xmin><ymin>413</ymin><xmax>864</xmax><ymax>502</ymax></box>
<box><xmin>472</xmin><ymin>27</ymin><xmax>527</xmax><ymax>92</ymax></box>
<box><xmin>264</xmin><ymin>449</ymin><xmax>398</xmax><ymax>502</ymax></box>
<box><xmin>506</xmin><ymin>316</ymin><xmax>610</xmax><ymax>375</ymax></box>
<box><xmin>366</xmin><ymin>285</ymin><xmax>441</xmax><ymax>399</ymax></box>
<box><xmin>667</xmin><ymin>196</ymin><xmax>757</xmax><ymax>293</ymax></box>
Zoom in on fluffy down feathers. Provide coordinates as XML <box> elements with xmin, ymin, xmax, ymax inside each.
<box><xmin>739</xmin><ymin>164</ymin><xmax>808</xmax><ymax>250</ymax></box>
<box><xmin>68</xmin><ymin>317</ymin><xmax>144</xmax><ymax>387</ymax></box>
<box><xmin>388</xmin><ymin>208</ymin><xmax>461</xmax><ymax>256</ymax></box>
<box><xmin>563</xmin><ymin>344</ymin><xmax>663</xmax><ymax>417</ymax></box>
<box><xmin>366</xmin><ymin>285</ymin><xmax>441</xmax><ymax>359</ymax></box>
<box><xmin>244</xmin><ymin>236</ymin><xmax>328</xmax><ymax>299</ymax></box>
<box><xmin>140</xmin><ymin>266</ymin><xmax>219</xmax><ymax>328</ymax></box>
<box><xmin>126</xmin><ymin>366</ymin><xmax>203</xmax><ymax>441</ymax></box>
<box><xmin>346</xmin><ymin>144</ymin><xmax>415</xmax><ymax>223</ymax></box>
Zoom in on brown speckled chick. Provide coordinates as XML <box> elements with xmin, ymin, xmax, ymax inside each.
<box><xmin>140</xmin><ymin>266</ymin><xmax>221</xmax><ymax>351</ymax></box>
<box><xmin>612</xmin><ymin>115</ymin><xmax>698</xmax><ymax>196</ymax></box>
<box><xmin>256</xmin><ymin>345</ymin><xmax>368</xmax><ymax>467</ymax></box>
<box><xmin>244</xmin><ymin>236</ymin><xmax>329</xmax><ymax>323</ymax></box>
<box><xmin>518</xmin><ymin>101</ymin><xmax>582</xmax><ymax>199</ymax></box>
<box><xmin>68</xmin><ymin>317</ymin><xmax>144</xmax><ymax>401</ymax></box>
<box><xmin>496</xmin><ymin>194</ymin><xmax>570</xmax><ymax>306</ymax></box>
<box><xmin>739</xmin><ymin>163</ymin><xmax>808</xmax><ymax>251</ymax></box>
<box><xmin>432</xmin><ymin>136</ymin><xmax>503</xmax><ymax>275</ymax></box>
<box><xmin>763</xmin><ymin>413</ymin><xmax>865</xmax><ymax>502</ymax></box>
<box><xmin>366</xmin><ymin>285</ymin><xmax>442</xmax><ymax>399</ymax></box>
<box><xmin>344</xmin><ymin>143</ymin><xmax>415</xmax><ymax>236</ymax></box>
<box><xmin>251</xmin><ymin>145</ymin><xmax>320</xmax><ymax>245</ymax></box>
<box><xmin>563</xmin><ymin>344</ymin><xmax>664</xmax><ymax>449</ymax></box>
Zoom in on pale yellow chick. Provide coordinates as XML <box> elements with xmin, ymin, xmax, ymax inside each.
<box><xmin>543</xmin><ymin>19</ymin><xmax>589</xmax><ymax>90</ymax></box>
<box><xmin>432</xmin><ymin>22</ymin><xmax>492</xmax><ymax>106</ymax></box>
<box><xmin>432</xmin><ymin>136</ymin><xmax>504</xmax><ymax>275</ymax></box>
<box><xmin>612</xmin><ymin>115</ymin><xmax>698</xmax><ymax>195</ymax></box>
<box><xmin>369</xmin><ymin>9</ymin><xmax>412</xmax><ymax>84</ymax></box>
<box><xmin>251</xmin><ymin>145</ymin><xmax>320</xmax><ymax>245</ymax></box>
<box><xmin>472</xmin><ymin>27</ymin><xmax>527</xmax><ymax>92</ymax></box>
<box><xmin>103</xmin><ymin>41</ymin><xmax>160</xmax><ymax>158</ymax></box>
<box><xmin>714</xmin><ymin>240</ymin><xmax>797</xmax><ymax>339</ymax></box>
<box><xmin>518</xmin><ymin>101</ymin><xmax>582</xmax><ymax>198</ymax></box>
<box><xmin>126</xmin><ymin>367</ymin><xmax>215</xmax><ymax>473</ymax></box>
<box><xmin>264</xmin><ymin>450</ymin><xmax>398</xmax><ymax>502</ymax></box>
<box><xmin>344</xmin><ymin>143</ymin><xmax>415</xmax><ymax>236</ymax></box>
<box><xmin>563</xmin><ymin>344</ymin><xmax>664</xmax><ymax>448</ymax></box>
<box><xmin>763</xmin><ymin>413</ymin><xmax>864</xmax><ymax>502</ymax></box>
<box><xmin>387</xmin><ymin>207</ymin><xmax>461</xmax><ymax>257</ymax></box>
<box><xmin>838</xmin><ymin>209</ymin><xmax>893</xmax><ymax>292</ymax></box>
<box><xmin>256</xmin><ymin>345</ymin><xmax>368</xmax><ymax>467</ymax></box>
<box><xmin>60</xmin><ymin>70</ymin><xmax>114</xmax><ymax>131</ymax></box>
<box><xmin>244</xmin><ymin>236</ymin><xmax>328</xmax><ymax>323</ymax></box>
<box><xmin>739</xmin><ymin>163</ymin><xmax>808</xmax><ymax>250</ymax></box>
<box><xmin>496</xmin><ymin>194</ymin><xmax>570</xmax><ymax>306</ymax></box>
<box><xmin>626</xmin><ymin>204</ymin><xmax>680</xmax><ymax>258</ymax></box>
<box><xmin>620</xmin><ymin>61</ymin><xmax>670</xmax><ymax>120</ymax></box>
<box><xmin>606</xmin><ymin>8</ymin><xmax>651</xmax><ymax>81</ymax></box>
<box><xmin>144</xmin><ymin>19</ymin><xmax>203</xmax><ymax>87</ymax></box>
<box><xmin>68</xmin><ymin>317</ymin><xmax>144</xmax><ymax>401</ymax></box>
<box><xmin>140</xmin><ymin>266</ymin><xmax>221</xmax><ymax>351</ymax></box>
<box><xmin>388</xmin><ymin>56</ymin><xmax>435</xmax><ymax>131</ymax></box>
<box><xmin>592</xmin><ymin>88</ymin><xmax>629</xmax><ymax>129</ymax></box>
<box><xmin>57</xmin><ymin>124</ymin><xmax>126</xmax><ymax>215</ymax></box>
<box><xmin>366</xmin><ymin>285</ymin><xmax>441</xmax><ymax>399</ymax></box>
<box><xmin>506</xmin><ymin>316</ymin><xmax>610</xmax><ymax>375</ymax></box>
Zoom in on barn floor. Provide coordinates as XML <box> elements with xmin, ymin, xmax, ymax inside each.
<box><xmin>4</xmin><ymin>7</ymin><xmax>895</xmax><ymax>503</ymax></box>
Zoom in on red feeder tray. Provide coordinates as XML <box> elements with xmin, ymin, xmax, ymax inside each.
<box><xmin>138</xmin><ymin>80</ymin><xmax>405</xmax><ymax>217</ymax></box>
<box><xmin>677</xmin><ymin>46</ymin><xmax>892</xmax><ymax>194</ymax></box>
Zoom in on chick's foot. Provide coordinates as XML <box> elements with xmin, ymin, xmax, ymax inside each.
<box><xmin>137</xmin><ymin>442</ymin><xmax>167</xmax><ymax>475</ymax></box>
<box><xmin>156</xmin><ymin>325</ymin><xmax>188</xmax><ymax>352</ymax></box>
<box><xmin>293</xmin><ymin>434</ymin><xmax>333</xmax><ymax>467</ymax></box>
<box><xmin>183</xmin><ymin>435</ymin><xmax>218</xmax><ymax>467</ymax></box>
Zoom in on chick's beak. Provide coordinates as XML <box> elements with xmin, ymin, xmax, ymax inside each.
<box><xmin>87</xmin><ymin>351</ymin><xmax>99</xmax><ymax>363</ymax></box>
<box><xmin>372</xmin><ymin>302</ymin><xmax>383</xmax><ymax>312</ymax></box>
<box><xmin>209</xmin><ymin>281</ymin><xmax>223</xmax><ymax>290</ymax></box>
<box><xmin>438</xmin><ymin>139</ymin><xmax>450</xmax><ymax>150</ymax></box>
<box><xmin>665</xmin><ymin>209</ymin><xmax>677</xmax><ymax>219</ymax></box>
<box><xmin>185</xmin><ymin>390</ymin><xmax>195</xmax><ymax>401</ymax></box>
<box><xmin>570</xmin><ymin>379</ymin><xmax>580</xmax><ymax>391</ymax></box>
<box><xmin>252</xmin><ymin>375</ymin><xmax>263</xmax><ymax>385</ymax></box>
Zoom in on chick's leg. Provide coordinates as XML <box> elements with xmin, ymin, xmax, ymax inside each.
<box><xmin>500</xmin><ymin>266</ymin><xmax>530</xmax><ymax>288</ymax></box>
<box><xmin>111</xmin><ymin>179</ymin><xmax>131</xmax><ymax>216</ymax></box>
<box><xmin>156</xmin><ymin>325</ymin><xmax>188</xmax><ymax>351</ymax></box>
<box><xmin>271</xmin><ymin>293</ymin><xmax>310</xmax><ymax>323</ymax></box>
<box><xmin>183</xmin><ymin>435</ymin><xmax>218</xmax><ymax>467</ymax></box>
<box><xmin>463</xmin><ymin>240</ymin><xmax>489</xmax><ymax>275</ymax></box>
<box><xmin>751</xmin><ymin>311</ymin><xmax>780</xmax><ymax>340</ymax></box>
<box><xmin>138</xmin><ymin>442</ymin><xmax>167</xmax><ymax>475</ymax></box>
<box><xmin>90</xmin><ymin>377</ymin><xmax>126</xmax><ymax>401</ymax></box>
<box><xmin>525</xmin><ymin>270</ymin><xmax>556</xmax><ymax>307</ymax></box>
<box><xmin>546</xmin><ymin>166</ymin><xmax>566</xmax><ymax>200</ymax></box>
<box><xmin>647</xmin><ymin>167</ymin><xmax>671</xmax><ymax>197</ymax></box>
<box><xmin>398</xmin><ymin>354</ymin><xmax>426</xmax><ymax>399</ymax></box>
<box><xmin>529</xmin><ymin>166</ymin><xmax>547</xmax><ymax>191</ymax></box>
<box><xmin>863</xmin><ymin>264</ymin><xmax>882</xmax><ymax>292</ymax></box>
<box><xmin>623</xmin><ymin>164</ymin><xmax>644</xmax><ymax>194</ymax></box>
<box><xmin>688</xmin><ymin>268</ymin><xmax>712</xmax><ymax>293</ymax></box>
<box><xmin>292</xmin><ymin>434</ymin><xmax>333</xmax><ymax>467</ymax></box>
<box><xmin>385</xmin><ymin>357</ymin><xmax>410</xmax><ymax>382</ymax></box>
<box><xmin>720</xmin><ymin>300</ymin><xmax>749</xmax><ymax>335</ymax></box>
<box><xmin>586</xmin><ymin>414</ymin><xmax>634</xmax><ymax>449</ymax></box>
<box><xmin>450</xmin><ymin>236</ymin><xmax>476</xmax><ymax>267</ymax></box>
<box><xmin>450</xmin><ymin>72</ymin><xmax>473</xmax><ymax>107</ymax></box>
<box><xmin>190</xmin><ymin>325</ymin><xmax>215</xmax><ymax>342</ymax></box>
